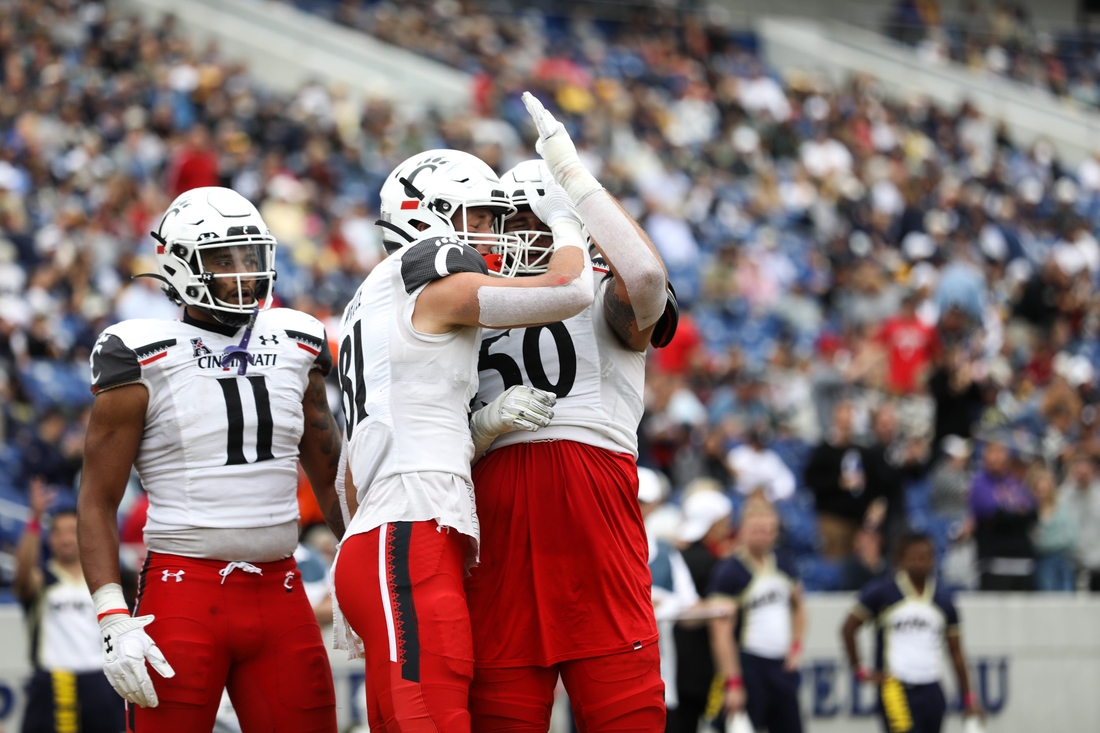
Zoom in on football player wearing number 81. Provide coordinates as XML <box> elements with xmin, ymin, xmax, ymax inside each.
<box><xmin>77</xmin><ymin>187</ymin><xmax>346</xmax><ymax>732</ymax></box>
<box><xmin>463</xmin><ymin>92</ymin><xmax>676</xmax><ymax>730</ymax></box>
<box><xmin>331</xmin><ymin>134</ymin><xmax>596</xmax><ymax>729</ymax></box>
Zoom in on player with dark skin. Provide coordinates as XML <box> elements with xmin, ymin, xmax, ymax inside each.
<box><xmin>842</xmin><ymin>536</ymin><xmax>982</xmax><ymax>721</ymax></box>
<box><xmin>77</xmin><ymin>244</ymin><xmax>345</xmax><ymax>599</ymax></box>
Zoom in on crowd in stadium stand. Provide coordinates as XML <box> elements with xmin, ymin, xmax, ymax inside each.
<box><xmin>3</xmin><ymin>0</ymin><xmax>1100</xmax><ymax>609</ymax></box>
<box><xmin>888</xmin><ymin>0</ymin><xmax>1100</xmax><ymax>110</ymax></box>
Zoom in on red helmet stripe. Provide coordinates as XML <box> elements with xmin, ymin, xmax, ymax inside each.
<box><xmin>400</xmin><ymin>200</ymin><xmax>419</xmax><ymax>210</ymax></box>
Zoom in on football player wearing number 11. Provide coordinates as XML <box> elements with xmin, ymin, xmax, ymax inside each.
<box><xmin>464</xmin><ymin>93</ymin><xmax>676</xmax><ymax>730</ymax></box>
<box><xmin>77</xmin><ymin>187</ymin><xmax>345</xmax><ymax>732</ymax></box>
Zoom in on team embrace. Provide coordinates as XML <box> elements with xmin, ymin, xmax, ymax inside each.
<box><xmin>75</xmin><ymin>90</ymin><xmax>979</xmax><ymax>733</ymax></box>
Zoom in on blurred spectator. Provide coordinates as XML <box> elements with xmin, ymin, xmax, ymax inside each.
<box><xmin>708</xmin><ymin>501</ymin><xmax>805</xmax><ymax>731</ymax></box>
<box><xmin>889</xmin><ymin>1</ymin><xmax>1100</xmax><ymax>111</ymax></box>
<box><xmin>839</xmin><ymin>527</ymin><xmax>888</xmax><ymax>591</ymax></box>
<box><xmin>1059</xmin><ymin>453</ymin><xmax>1100</xmax><ymax>591</ymax></box>
<box><xmin>165</xmin><ymin>124</ymin><xmax>220</xmax><ymax>197</ymax></box>
<box><xmin>14</xmin><ymin>480</ymin><xmax>124</xmax><ymax>731</ymax></box>
<box><xmin>805</xmin><ymin>402</ymin><xmax>880</xmax><ymax>559</ymax></box>
<box><xmin>672</xmin><ymin>481</ymin><xmax>733</xmax><ymax>733</ymax></box>
<box><xmin>726</xmin><ymin>423</ymin><xmax>796</xmax><ymax>504</ymax></box>
<box><xmin>930</xmin><ymin>436</ymin><xmax>974</xmax><ymax>521</ymax></box>
<box><xmin>863</xmin><ymin>401</ymin><xmax>927</xmax><ymax>550</ymax></box>
<box><xmin>969</xmin><ymin>440</ymin><xmax>1037</xmax><ymax>591</ymax></box>
<box><xmin>877</xmin><ymin>291</ymin><xmax>939</xmax><ymax>395</ymax></box>
<box><xmin>15</xmin><ymin>409</ymin><xmax>81</xmax><ymax>490</ymax></box>
<box><xmin>929</xmin><ymin>347</ymin><xmax>987</xmax><ymax>448</ymax></box>
<box><xmin>1027</xmin><ymin>466</ymin><xmax>1076</xmax><ymax>592</ymax></box>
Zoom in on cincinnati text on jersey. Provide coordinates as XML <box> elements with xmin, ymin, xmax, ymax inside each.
<box><xmin>196</xmin><ymin>352</ymin><xmax>279</xmax><ymax>369</ymax></box>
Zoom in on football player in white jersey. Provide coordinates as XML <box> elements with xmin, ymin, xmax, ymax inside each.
<box><xmin>464</xmin><ymin>93</ymin><xmax>675</xmax><ymax>731</ymax></box>
<box><xmin>331</xmin><ymin>138</ymin><xmax>595</xmax><ymax>731</ymax></box>
<box><xmin>77</xmin><ymin>187</ymin><xmax>343</xmax><ymax>732</ymax></box>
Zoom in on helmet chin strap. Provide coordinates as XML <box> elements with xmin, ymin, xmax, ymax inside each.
<box><xmin>220</xmin><ymin>308</ymin><xmax>258</xmax><ymax>375</ymax></box>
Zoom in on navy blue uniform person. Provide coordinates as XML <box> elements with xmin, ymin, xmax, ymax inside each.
<box><xmin>841</xmin><ymin>532</ymin><xmax>983</xmax><ymax>733</ymax></box>
<box><xmin>709</xmin><ymin>501</ymin><xmax>805</xmax><ymax>732</ymax></box>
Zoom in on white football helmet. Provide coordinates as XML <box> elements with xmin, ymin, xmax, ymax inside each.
<box><xmin>150</xmin><ymin>187</ymin><xmax>277</xmax><ymax>327</ymax></box>
<box><xmin>497</xmin><ymin>160</ymin><xmax>555</xmax><ymax>277</ymax></box>
<box><xmin>377</xmin><ymin>149</ymin><xmax>518</xmax><ymax>271</ymax></box>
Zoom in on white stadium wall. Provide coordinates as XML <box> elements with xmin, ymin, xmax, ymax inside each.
<box><xmin>1</xmin><ymin>595</ymin><xmax>1097</xmax><ymax>730</ymax></box>
<box><xmin>711</xmin><ymin>0</ymin><xmax>1081</xmax><ymax>34</ymax></box>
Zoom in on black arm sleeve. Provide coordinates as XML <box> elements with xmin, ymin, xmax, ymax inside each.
<box><xmin>90</xmin><ymin>333</ymin><xmax>141</xmax><ymax>394</ymax></box>
<box><xmin>400</xmin><ymin>236</ymin><xmax>488</xmax><ymax>294</ymax></box>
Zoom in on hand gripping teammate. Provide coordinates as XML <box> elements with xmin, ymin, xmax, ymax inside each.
<box><xmin>463</xmin><ymin>93</ymin><xmax>677</xmax><ymax>731</ymax></box>
<box><xmin>77</xmin><ymin>187</ymin><xmax>344</xmax><ymax>732</ymax></box>
<box><xmin>331</xmin><ymin>146</ymin><xmax>594</xmax><ymax>732</ymax></box>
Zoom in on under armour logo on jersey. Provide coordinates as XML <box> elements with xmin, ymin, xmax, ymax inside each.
<box><xmin>162</xmin><ymin>569</ymin><xmax>185</xmax><ymax>583</ymax></box>
<box><xmin>284</xmin><ymin>571</ymin><xmax>295</xmax><ymax>593</ymax></box>
<box><xmin>191</xmin><ymin>337</ymin><xmax>211</xmax><ymax>357</ymax></box>
<box><xmin>258</xmin><ymin>334</ymin><xmax>279</xmax><ymax>346</ymax></box>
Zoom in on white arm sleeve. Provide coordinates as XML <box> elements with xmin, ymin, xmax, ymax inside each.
<box><xmin>576</xmin><ymin>190</ymin><xmax>667</xmax><ymax>329</ymax></box>
<box><xmin>476</xmin><ymin>220</ymin><xmax>593</xmax><ymax>328</ymax></box>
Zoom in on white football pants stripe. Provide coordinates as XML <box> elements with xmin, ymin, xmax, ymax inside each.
<box><xmin>378</xmin><ymin>522</ymin><xmax>397</xmax><ymax>663</ymax></box>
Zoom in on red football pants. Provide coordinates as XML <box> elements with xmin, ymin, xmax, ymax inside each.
<box><xmin>127</xmin><ymin>552</ymin><xmax>336</xmax><ymax>733</ymax></box>
<box><xmin>468</xmin><ymin>643</ymin><xmax>665</xmax><ymax>732</ymax></box>
<box><xmin>334</xmin><ymin>522</ymin><xmax>474</xmax><ymax>733</ymax></box>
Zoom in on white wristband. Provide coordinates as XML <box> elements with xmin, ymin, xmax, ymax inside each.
<box><xmin>550</xmin><ymin>217</ymin><xmax>585</xmax><ymax>252</ymax></box>
<box><xmin>92</xmin><ymin>583</ymin><xmax>129</xmax><ymax>622</ymax></box>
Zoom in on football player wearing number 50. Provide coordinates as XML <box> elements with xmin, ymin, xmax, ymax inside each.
<box><xmin>77</xmin><ymin>187</ymin><xmax>345</xmax><ymax>732</ymax></box>
<box><xmin>331</xmin><ymin>137</ymin><xmax>594</xmax><ymax>730</ymax></box>
<box><xmin>463</xmin><ymin>92</ymin><xmax>676</xmax><ymax>731</ymax></box>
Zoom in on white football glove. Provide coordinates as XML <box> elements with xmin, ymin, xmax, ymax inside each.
<box><xmin>522</xmin><ymin>91</ymin><xmax>603</xmax><ymax>204</ymax></box>
<box><xmin>471</xmin><ymin>385</ymin><xmax>557</xmax><ymax>453</ymax></box>
<box><xmin>523</xmin><ymin>164</ymin><xmax>580</xmax><ymax>228</ymax></box>
<box><xmin>93</xmin><ymin>584</ymin><xmax>174</xmax><ymax>708</ymax></box>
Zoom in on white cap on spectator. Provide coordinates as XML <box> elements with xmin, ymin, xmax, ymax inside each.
<box><xmin>1054</xmin><ymin>352</ymin><xmax>1096</xmax><ymax>388</ymax></box>
<box><xmin>1055</xmin><ymin>177</ymin><xmax>1079</xmax><ymax>205</ymax></box>
<box><xmin>267</xmin><ymin>174</ymin><xmax>307</xmax><ymax>203</ymax></box>
<box><xmin>1006</xmin><ymin>258</ymin><xmax>1032</xmax><ymax>285</ymax></box>
<box><xmin>1053</xmin><ymin>243</ymin><xmax>1086</xmax><ymax>276</ymax></box>
<box><xmin>942</xmin><ymin>435</ymin><xmax>971</xmax><ymax>459</ymax></box>
<box><xmin>732</xmin><ymin>125</ymin><xmax>760</xmax><ymax>154</ymax></box>
<box><xmin>1068</xmin><ymin>357</ymin><xmax>1096</xmax><ymax>388</ymax></box>
<box><xmin>0</xmin><ymin>161</ymin><xmax>21</xmax><ymax>191</ymax></box>
<box><xmin>637</xmin><ymin>467</ymin><xmax>667</xmax><ymax>504</ymax></box>
<box><xmin>1017</xmin><ymin>177</ymin><xmax>1044</xmax><ymax>206</ymax></box>
<box><xmin>979</xmin><ymin>223</ymin><xmax>1008</xmax><ymax>262</ymax></box>
<box><xmin>678</xmin><ymin>489</ymin><xmax>733</xmax><ymax>544</ymax></box>
<box><xmin>909</xmin><ymin>261</ymin><xmax>938</xmax><ymax>291</ymax></box>
<box><xmin>1074</xmin><ymin>231</ymin><xmax>1100</xmax><ymax>274</ymax></box>
<box><xmin>902</xmin><ymin>231</ymin><xmax>935</xmax><ymax>261</ymax></box>
<box><xmin>924</xmin><ymin>209</ymin><xmax>952</xmax><ymax>238</ymax></box>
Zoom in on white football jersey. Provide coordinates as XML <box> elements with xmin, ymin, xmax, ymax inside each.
<box><xmin>28</xmin><ymin>562</ymin><xmax>102</xmax><ymax>673</ymax></box>
<box><xmin>90</xmin><ymin>308</ymin><xmax>332</xmax><ymax>532</ymax></box>
<box><xmin>474</xmin><ymin>272</ymin><xmax>646</xmax><ymax>457</ymax></box>
<box><xmin>338</xmin><ymin>236</ymin><xmax>489</xmax><ymax>545</ymax></box>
